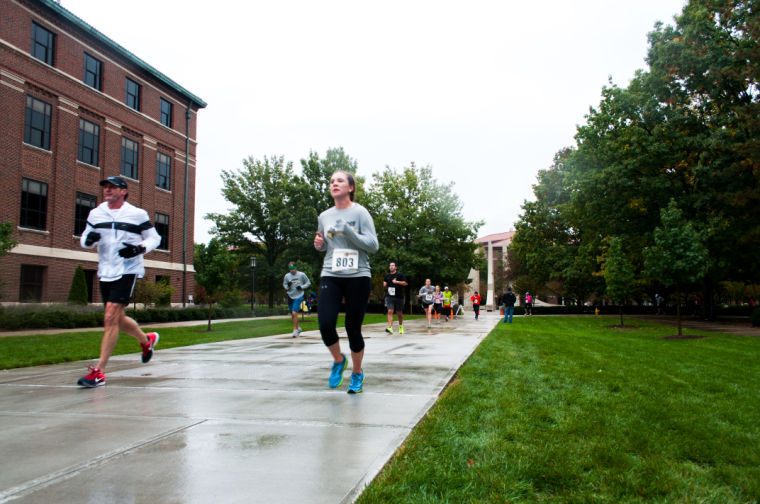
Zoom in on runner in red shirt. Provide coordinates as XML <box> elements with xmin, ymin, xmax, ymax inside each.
<box><xmin>470</xmin><ymin>291</ymin><xmax>482</xmax><ymax>320</ymax></box>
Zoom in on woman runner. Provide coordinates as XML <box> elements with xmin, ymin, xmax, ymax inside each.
<box><xmin>433</xmin><ymin>285</ymin><xmax>444</xmax><ymax>323</ymax></box>
<box><xmin>418</xmin><ymin>278</ymin><xmax>435</xmax><ymax>328</ymax></box>
<box><xmin>314</xmin><ymin>171</ymin><xmax>379</xmax><ymax>393</ymax></box>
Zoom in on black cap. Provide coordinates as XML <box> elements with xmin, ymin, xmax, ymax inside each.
<box><xmin>100</xmin><ymin>176</ymin><xmax>128</xmax><ymax>189</ymax></box>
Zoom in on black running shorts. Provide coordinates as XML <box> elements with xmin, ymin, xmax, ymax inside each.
<box><xmin>100</xmin><ymin>274</ymin><xmax>137</xmax><ymax>305</ymax></box>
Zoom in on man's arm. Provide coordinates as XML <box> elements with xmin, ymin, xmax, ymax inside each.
<box><xmin>297</xmin><ymin>272</ymin><xmax>310</xmax><ymax>291</ymax></box>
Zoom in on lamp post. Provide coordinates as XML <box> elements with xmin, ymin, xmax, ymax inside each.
<box><xmin>250</xmin><ymin>256</ymin><xmax>256</xmax><ymax>313</ymax></box>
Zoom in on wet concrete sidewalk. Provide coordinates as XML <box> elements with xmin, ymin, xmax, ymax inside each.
<box><xmin>0</xmin><ymin>312</ymin><xmax>498</xmax><ymax>503</ymax></box>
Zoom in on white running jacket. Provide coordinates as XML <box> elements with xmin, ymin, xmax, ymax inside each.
<box><xmin>80</xmin><ymin>202</ymin><xmax>161</xmax><ymax>281</ymax></box>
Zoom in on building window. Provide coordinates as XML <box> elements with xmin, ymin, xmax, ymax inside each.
<box><xmin>31</xmin><ymin>22</ymin><xmax>54</xmax><ymax>65</ymax></box>
<box><xmin>160</xmin><ymin>98</ymin><xmax>173</xmax><ymax>127</ymax></box>
<box><xmin>125</xmin><ymin>77</ymin><xmax>141</xmax><ymax>111</ymax></box>
<box><xmin>156</xmin><ymin>152</ymin><xmax>171</xmax><ymax>190</ymax></box>
<box><xmin>24</xmin><ymin>95</ymin><xmax>52</xmax><ymax>150</ymax></box>
<box><xmin>20</xmin><ymin>265</ymin><xmax>45</xmax><ymax>302</ymax></box>
<box><xmin>155</xmin><ymin>213</ymin><xmax>169</xmax><ymax>250</ymax></box>
<box><xmin>83</xmin><ymin>52</ymin><xmax>102</xmax><ymax>90</ymax></box>
<box><xmin>20</xmin><ymin>178</ymin><xmax>48</xmax><ymax>230</ymax></box>
<box><xmin>121</xmin><ymin>137</ymin><xmax>139</xmax><ymax>179</ymax></box>
<box><xmin>78</xmin><ymin>119</ymin><xmax>100</xmax><ymax>166</ymax></box>
<box><xmin>74</xmin><ymin>192</ymin><xmax>97</xmax><ymax>236</ymax></box>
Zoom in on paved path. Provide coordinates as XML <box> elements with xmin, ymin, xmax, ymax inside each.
<box><xmin>0</xmin><ymin>312</ymin><xmax>498</xmax><ymax>503</ymax></box>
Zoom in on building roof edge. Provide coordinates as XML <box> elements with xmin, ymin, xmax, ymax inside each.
<box><xmin>39</xmin><ymin>0</ymin><xmax>207</xmax><ymax>108</ymax></box>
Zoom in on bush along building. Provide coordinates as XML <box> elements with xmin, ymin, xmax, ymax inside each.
<box><xmin>0</xmin><ymin>0</ymin><xmax>206</xmax><ymax>304</ymax></box>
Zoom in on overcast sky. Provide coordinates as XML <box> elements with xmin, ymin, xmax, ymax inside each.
<box><xmin>62</xmin><ymin>0</ymin><xmax>686</xmax><ymax>243</ymax></box>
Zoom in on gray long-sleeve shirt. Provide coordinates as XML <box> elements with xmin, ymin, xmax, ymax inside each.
<box><xmin>316</xmin><ymin>203</ymin><xmax>378</xmax><ymax>278</ymax></box>
<box><xmin>283</xmin><ymin>271</ymin><xmax>311</xmax><ymax>299</ymax></box>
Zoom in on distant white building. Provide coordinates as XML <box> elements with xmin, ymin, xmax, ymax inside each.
<box><xmin>464</xmin><ymin>232</ymin><xmax>514</xmax><ymax>310</ymax></box>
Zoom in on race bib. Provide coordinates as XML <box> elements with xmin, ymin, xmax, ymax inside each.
<box><xmin>332</xmin><ymin>248</ymin><xmax>358</xmax><ymax>273</ymax></box>
<box><xmin>388</xmin><ymin>287</ymin><xmax>396</xmax><ymax>296</ymax></box>
<box><xmin>425</xmin><ymin>294</ymin><xmax>433</xmax><ymax>301</ymax></box>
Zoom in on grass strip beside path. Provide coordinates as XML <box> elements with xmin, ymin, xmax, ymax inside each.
<box><xmin>0</xmin><ymin>314</ymin><xmax>401</xmax><ymax>370</ymax></box>
<box><xmin>358</xmin><ymin>316</ymin><xmax>760</xmax><ymax>503</ymax></box>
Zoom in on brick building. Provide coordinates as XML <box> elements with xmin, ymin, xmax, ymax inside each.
<box><xmin>0</xmin><ymin>0</ymin><xmax>206</xmax><ymax>304</ymax></box>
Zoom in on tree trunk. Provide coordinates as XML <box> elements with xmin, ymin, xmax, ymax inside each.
<box><xmin>268</xmin><ymin>275</ymin><xmax>275</xmax><ymax>308</ymax></box>
<box><xmin>207</xmin><ymin>302</ymin><xmax>213</xmax><ymax>331</ymax></box>
<box><xmin>676</xmin><ymin>297</ymin><xmax>682</xmax><ymax>336</ymax></box>
<box><xmin>619</xmin><ymin>305</ymin><xmax>624</xmax><ymax>326</ymax></box>
<box><xmin>705</xmin><ymin>279</ymin><xmax>716</xmax><ymax>320</ymax></box>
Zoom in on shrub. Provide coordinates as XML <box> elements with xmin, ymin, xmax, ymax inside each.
<box><xmin>157</xmin><ymin>278</ymin><xmax>174</xmax><ymax>307</ymax></box>
<box><xmin>751</xmin><ymin>307</ymin><xmax>760</xmax><ymax>327</ymax></box>
<box><xmin>67</xmin><ymin>266</ymin><xmax>89</xmax><ymax>305</ymax></box>
<box><xmin>218</xmin><ymin>289</ymin><xmax>247</xmax><ymax>308</ymax></box>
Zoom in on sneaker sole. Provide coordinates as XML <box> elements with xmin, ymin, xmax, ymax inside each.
<box><xmin>348</xmin><ymin>380</ymin><xmax>364</xmax><ymax>394</ymax></box>
<box><xmin>77</xmin><ymin>378</ymin><xmax>105</xmax><ymax>388</ymax></box>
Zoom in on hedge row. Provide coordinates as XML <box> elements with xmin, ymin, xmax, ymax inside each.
<box><xmin>0</xmin><ymin>304</ymin><xmax>290</xmax><ymax>331</ymax></box>
<box><xmin>1</xmin><ymin>303</ymin><xmax>754</xmax><ymax>330</ymax></box>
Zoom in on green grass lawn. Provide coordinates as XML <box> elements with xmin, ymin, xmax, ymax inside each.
<box><xmin>0</xmin><ymin>313</ymin><xmax>399</xmax><ymax>369</ymax></box>
<box><xmin>358</xmin><ymin>316</ymin><xmax>760</xmax><ymax>504</ymax></box>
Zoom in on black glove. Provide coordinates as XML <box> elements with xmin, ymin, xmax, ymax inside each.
<box><xmin>84</xmin><ymin>231</ymin><xmax>100</xmax><ymax>246</ymax></box>
<box><xmin>296</xmin><ymin>286</ymin><xmax>303</xmax><ymax>291</ymax></box>
<box><xmin>287</xmin><ymin>281</ymin><xmax>293</xmax><ymax>288</ymax></box>
<box><xmin>118</xmin><ymin>242</ymin><xmax>146</xmax><ymax>258</ymax></box>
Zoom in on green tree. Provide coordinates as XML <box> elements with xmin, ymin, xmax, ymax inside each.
<box><xmin>601</xmin><ymin>237</ymin><xmax>636</xmax><ymax>326</ymax></box>
<box><xmin>719</xmin><ymin>281</ymin><xmax>746</xmax><ymax>306</ymax></box>
<box><xmin>511</xmin><ymin>0</ymin><xmax>760</xmax><ymax>314</ymax></box>
<box><xmin>0</xmin><ymin>222</ymin><xmax>15</xmax><ymax>256</ymax></box>
<box><xmin>194</xmin><ymin>239</ymin><xmax>239</xmax><ymax>330</ymax></box>
<box><xmin>643</xmin><ymin>200</ymin><xmax>709</xmax><ymax>335</ymax></box>
<box><xmin>133</xmin><ymin>279</ymin><xmax>163</xmax><ymax>309</ymax></box>
<box><xmin>363</xmin><ymin>163</ymin><xmax>482</xmax><ymax>302</ymax></box>
<box><xmin>67</xmin><ymin>265</ymin><xmax>89</xmax><ymax>305</ymax></box>
<box><xmin>510</xmin><ymin>149</ymin><xmax>603</xmax><ymax>303</ymax></box>
<box><xmin>206</xmin><ymin>156</ymin><xmax>314</xmax><ymax>307</ymax></box>
<box><xmin>0</xmin><ymin>222</ymin><xmax>17</xmax><ymax>300</ymax></box>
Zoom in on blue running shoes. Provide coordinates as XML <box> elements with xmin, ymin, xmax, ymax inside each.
<box><xmin>329</xmin><ymin>354</ymin><xmax>348</xmax><ymax>388</ymax></box>
<box><xmin>347</xmin><ymin>370</ymin><xmax>364</xmax><ymax>394</ymax></box>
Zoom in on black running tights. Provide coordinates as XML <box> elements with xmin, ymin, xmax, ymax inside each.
<box><xmin>318</xmin><ymin>276</ymin><xmax>371</xmax><ymax>353</ymax></box>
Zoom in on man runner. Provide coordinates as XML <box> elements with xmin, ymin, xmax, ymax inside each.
<box><xmin>77</xmin><ymin>176</ymin><xmax>161</xmax><ymax>387</ymax></box>
<box><xmin>383</xmin><ymin>262</ymin><xmax>407</xmax><ymax>334</ymax></box>
<box><xmin>470</xmin><ymin>290</ymin><xmax>482</xmax><ymax>320</ymax></box>
<box><xmin>283</xmin><ymin>261</ymin><xmax>311</xmax><ymax>337</ymax></box>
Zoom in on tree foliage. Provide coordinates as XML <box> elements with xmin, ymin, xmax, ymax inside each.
<box><xmin>205</xmin><ymin>152</ymin><xmax>483</xmax><ymax>306</ymax></box>
<box><xmin>194</xmin><ymin>239</ymin><xmax>239</xmax><ymax>330</ymax></box>
<box><xmin>205</xmin><ymin>156</ymin><xmax>314</xmax><ymax>307</ymax></box>
<box><xmin>133</xmin><ymin>278</ymin><xmax>175</xmax><ymax>309</ymax></box>
<box><xmin>0</xmin><ymin>222</ymin><xmax>18</xmax><ymax>300</ymax></box>
<box><xmin>510</xmin><ymin>0</ymin><xmax>760</xmax><ymax>312</ymax></box>
<box><xmin>644</xmin><ymin>200</ymin><xmax>709</xmax><ymax>334</ymax></box>
<box><xmin>0</xmin><ymin>222</ymin><xmax>16</xmax><ymax>256</ymax></box>
<box><xmin>602</xmin><ymin>237</ymin><xmax>636</xmax><ymax>326</ymax></box>
<box><xmin>363</xmin><ymin>163</ymin><xmax>482</xmax><ymax>298</ymax></box>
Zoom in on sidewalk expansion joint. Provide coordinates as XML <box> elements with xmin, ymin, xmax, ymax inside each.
<box><xmin>0</xmin><ymin>419</ymin><xmax>206</xmax><ymax>503</ymax></box>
